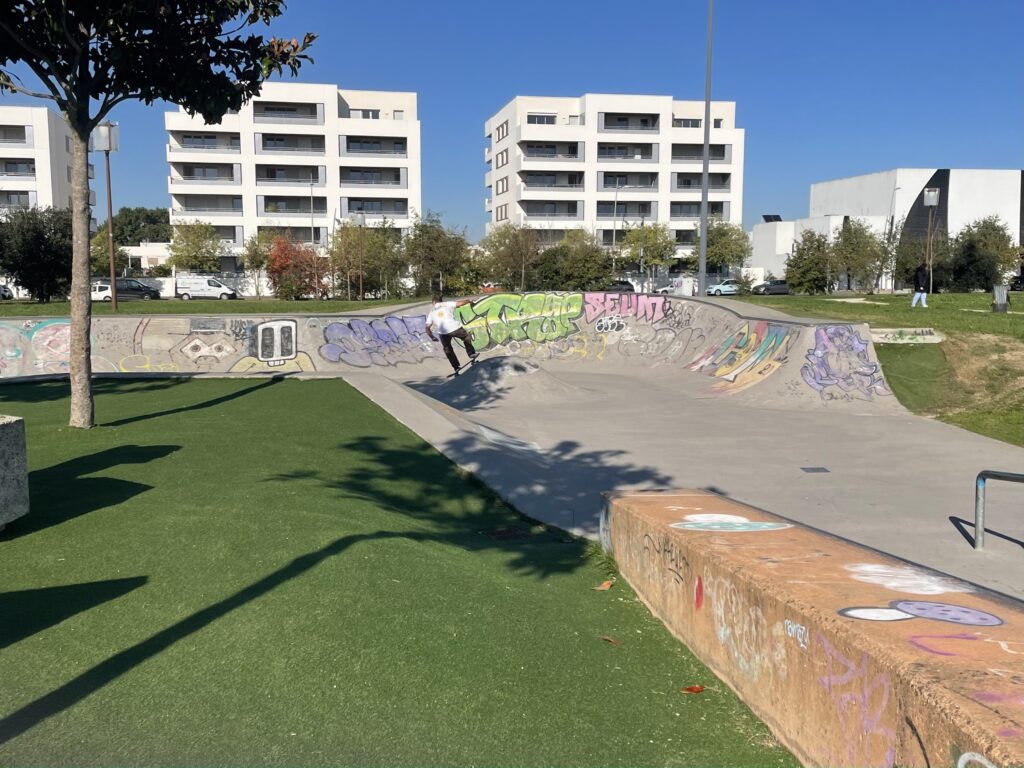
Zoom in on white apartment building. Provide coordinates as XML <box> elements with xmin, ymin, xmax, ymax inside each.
<box><xmin>751</xmin><ymin>168</ymin><xmax>1024</xmax><ymax>279</ymax></box>
<box><xmin>0</xmin><ymin>105</ymin><xmax>95</xmax><ymax>213</ymax></box>
<box><xmin>165</xmin><ymin>82</ymin><xmax>421</xmax><ymax>251</ymax></box>
<box><xmin>484</xmin><ymin>93</ymin><xmax>744</xmax><ymax>252</ymax></box>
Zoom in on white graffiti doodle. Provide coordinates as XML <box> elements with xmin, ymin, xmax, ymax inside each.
<box><xmin>957</xmin><ymin>752</ymin><xmax>997</xmax><ymax>768</ymax></box>
<box><xmin>705</xmin><ymin>570</ymin><xmax>787</xmax><ymax>682</ymax></box>
<box><xmin>594</xmin><ymin>315</ymin><xmax>626</xmax><ymax>334</ymax></box>
<box><xmin>844</xmin><ymin>563</ymin><xmax>973</xmax><ymax>595</ymax></box>
<box><xmin>784</xmin><ymin>619</ymin><xmax>809</xmax><ymax>650</ymax></box>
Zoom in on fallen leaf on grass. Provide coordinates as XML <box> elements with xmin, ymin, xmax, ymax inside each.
<box><xmin>680</xmin><ymin>685</ymin><xmax>705</xmax><ymax>694</ymax></box>
<box><xmin>593</xmin><ymin>580</ymin><xmax>614</xmax><ymax>591</ymax></box>
<box><xmin>599</xmin><ymin>635</ymin><xmax>620</xmax><ymax>646</ymax></box>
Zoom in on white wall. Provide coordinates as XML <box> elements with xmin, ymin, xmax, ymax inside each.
<box><xmin>947</xmin><ymin>170</ymin><xmax>1021</xmax><ymax>243</ymax></box>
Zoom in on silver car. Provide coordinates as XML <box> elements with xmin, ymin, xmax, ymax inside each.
<box><xmin>706</xmin><ymin>278</ymin><xmax>741</xmax><ymax>296</ymax></box>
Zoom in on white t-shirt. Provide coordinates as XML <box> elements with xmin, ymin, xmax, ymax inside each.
<box><xmin>427</xmin><ymin>301</ymin><xmax>463</xmax><ymax>335</ymax></box>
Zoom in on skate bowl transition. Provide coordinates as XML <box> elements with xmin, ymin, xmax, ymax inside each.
<box><xmin>4</xmin><ymin>293</ymin><xmax>1024</xmax><ymax>767</ymax></box>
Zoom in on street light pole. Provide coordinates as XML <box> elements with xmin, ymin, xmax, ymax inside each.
<box><xmin>95</xmin><ymin>122</ymin><xmax>120</xmax><ymax>310</ymax></box>
<box><xmin>923</xmin><ymin>187</ymin><xmax>940</xmax><ymax>296</ymax></box>
<box><xmin>697</xmin><ymin>0</ymin><xmax>714</xmax><ymax>296</ymax></box>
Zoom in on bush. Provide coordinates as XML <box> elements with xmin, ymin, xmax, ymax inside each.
<box><xmin>266</xmin><ymin>238</ymin><xmax>323</xmax><ymax>300</ymax></box>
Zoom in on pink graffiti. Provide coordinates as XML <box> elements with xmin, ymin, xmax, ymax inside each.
<box><xmin>908</xmin><ymin>632</ymin><xmax>979</xmax><ymax>657</ymax></box>
<box><xmin>583</xmin><ymin>292</ymin><xmax>666</xmax><ymax>325</ymax></box>
<box><xmin>817</xmin><ymin>633</ymin><xmax>896</xmax><ymax>767</ymax></box>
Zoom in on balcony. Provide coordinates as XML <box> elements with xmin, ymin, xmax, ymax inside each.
<box><xmin>175</xmin><ymin>175</ymin><xmax>237</xmax><ymax>184</ymax></box>
<box><xmin>601</xmin><ymin>174</ymin><xmax>658</xmax><ymax>192</ymax></box>
<box><xmin>596</xmin><ymin>202</ymin><xmax>656</xmax><ymax>221</ymax></box>
<box><xmin>599</xmin><ymin>113</ymin><xmax>660</xmax><ymax>133</ymax></box>
<box><xmin>170</xmin><ymin>142</ymin><xmax>241</xmax><ymax>154</ymax></box>
<box><xmin>484</xmin><ymin>146</ymin><xmax>492</xmax><ymax>163</ymax></box>
<box><xmin>0</xmin><ymin>167</ymin><xmax>35</xmax><ymax>178</ymax></box>
<box><xmin>521</xmin><ymin>172</ymin><xmax>584</xmax><ymax>190</ymax></box>
<box><xmin>0</xmin><ymin>127</ymin><xmax>30</xmax><ymax>147</ymax></box>
<box><xmin>484</xmin><ymin>197</ymin><xmax>492</xmax><ymax>213</ymax></box>
<box><xmin>596</xmin><ymin>143</ymin><xmax>657</xmax><ymax>162</ymax></box>
<box><xmin>520</xmin><ymin>201</ymin><xmax>581</xmax><ymax>220</ymax></box>
<box><xmin>255</xmin><ymin>165</ymin><xmax>324</xmax><ymax>186</ymax></box>
<box><xmin>253</xmin><ymin>102</ymin><xmax>323</xmax><ymax>125</ymax></box>
<box><xmin>339</xmin><ymin>167</ymin><xmax>404</xmax><ymax>187</ymax></box>
<box><xmin>670</xmin><ymin>202</ymin><xmax>725</xmax><ymax>219</ymax></box>
<box><xmin>672</xmin><ymin>144</ymin><xmax>730</xmax><ymax>163</ymax></box>
<box><xmin>342</xmin><ymin>197</ymin><xmax>410</xmax><ymax>219</ymax></box>
<box><xmin>341</xmin><ymin>137</ymin><xmax>407</xmax><ymax>157</ymax></box>
<box><xmin>259</xmin><ymin>138</ymin><xmax>326</xmax><ymax>155</ymax></box>
<box><xmin>674</xmin><ymin>172</ymin><xmax>731</xmax><ymax>192</ymax></box>
<box><xmin>173</xmin><ymin>207</ymin><xmax>242</xmax><ymax>215</ymax></box>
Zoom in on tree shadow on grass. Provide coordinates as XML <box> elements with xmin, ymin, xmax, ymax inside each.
<box><xmin>0</xmin><ymin>577</ymin><xmax>148</xmax><ymax>650</ymax></box>
<box><xmin>0</xmin><ymin>445</ymin><xmax>180</xmax><ymax>540</ymax></box>
<box><xmin>0</xmin><ymin>378</ymin><xmax>185</xmax><ymax>405</ymax></box>
<box><xmin>102</xmin><ymin>377</ymin><xmax>286</xmax><ymax>427</ymax></box>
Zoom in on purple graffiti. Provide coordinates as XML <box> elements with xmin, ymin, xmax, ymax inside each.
<box><xmin>319</xmin><ymin>315</ymin><xmax>435</xmax><ymax>368</ymax></box>
<box><xmin>583</xmin><ymin>292</ymin><xmax>666</xmax><ymax>325</ymax></box>
<box><xmin>892</xmin><ymin>600</ymin><xmax>1003</xmax><ymax>627</ymax></box>
<box><xmin>801</xmin><ymin>325</ymin><xmax>891</xmax><ymax>400</ymax></box>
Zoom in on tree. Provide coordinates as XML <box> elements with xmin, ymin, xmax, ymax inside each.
<box><xmin>403</xmin><ymin>213</ymin><xmax>476</xmax><ymax>296</ymax></box>
<box><xmin>948</xmin><ymin>216</ymin><xmax>1018</xmax><ymax>291</ymax></box>
<box><xmin>831</xmin><ymin>218</ymin><xmax>885</xmax><ymax>292</ymax></box>
<box><xmin>478</xmin><ymin>223</ymin><xmax>539</xmax><ymax>291</ymax></box>
<box><xmin>0</xmin><ymin>1</ymin><xmax>314</xmax><ymax>427</ymax></box>
<box><xmin>169</xmin><ymin>223</ymin><xmax>225</xmax><ymax>273</ymax></box>
<box><xmin>89</xmin><ymin>230</ymin><xmax>129</xmax><ymax>277</ymax></box>
<box><xmin>704</xmin><ymin>220</ymin><xmax>751</xmax><ymax>272</ymax></box>
<box><xmin>533</xmin><ymin>230</ymin><xmax>614</xmax><ymax>291</ymax></box>
<box><xmin>620</xmin><ymin>223</ymin><xmax>677</xmax><ymax>287</ymax></box>
<box><xmin>241</xmin><ymin>231</ymin><xmax>275</xmax><ymax>299</ymax></box>
<box><xmin>266</xmin><ymin>237</ymin><xmax>320</xmax><ymax>300</ymax></box>
<box><xmin>0</xmin><ymin>206</ymin><xmax>72</xmax><ymax>301</ymax></box>
<box><xmin>107</xmin><ymin>206</ymin><xmax>171</xmax><ymax>246</ymax></box>
<box><xmin>362</xmin><ymin>222</ymin><xmax>405</xmax><ymax>299</ymax></box>
<box><xmin>785</xmin><ymin>230</ymin><xmax>833</xmax><ymax>295</ymax></box>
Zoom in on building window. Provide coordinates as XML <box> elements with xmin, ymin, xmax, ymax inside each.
<box><xmin>675</xmin><ymin>229</ymin><xmax>697</xmax><ymax>245</ymax></box>
<box><xmin>183</xmin><ymin>133</ymin><xmax>217</xmax><ymax>148</ymax></box>
<box><xmin>495</xmin><ymin>176</ymin><xmax>508</xmax><ymax>195</ymax></box>
<box><xmin>714</xmin><ymin>118</ymin><xmax>723</xmax><ymax>128</ymax></box>
<box><xmin>393</xmin><ymin>110</ymin><xmax>404</xmax><ymax>120</ymax></box>
<box><xmin>675</xmin><ymin>118</ymin><xmax>701</xmax><ymax>128</ymax></box>
<box><xmin>67</xmin><ymin>166</ymin><xmax>72</xmax><ymax>182</ymax></box>
<box><xmin>352</xmin><ymin>109</ymin><xmax>380</xmax><ymax>120</ymax></box>
<box><xmin>527</xmin><ymin>114</ymin><xmax>556</xmax><ymax>125</ymax></box>
<box><xmin>495</xmin><ymin>121</ymin><xmax>509</xmax><ymax>141</ymax></box>
<box><xmin>495</xmin><ymin>149</ymin><xmax>508</xmax><ymax>168</ymax></box>
<box><xmin>65</xmin><ymin>136</ymin><xmax>71</xmax><ymax>153</ymax></box>
<box><xmin>495</xmin><ymin>204</ymin><xmax>508</xmax><ymax>221</ymax></box>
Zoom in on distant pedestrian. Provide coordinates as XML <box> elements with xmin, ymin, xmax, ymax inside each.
<box><xmin>426</xmin><ymin>293</ymin><xmax>478</xmax><ymax>374</ymax></box>
<box><xmin>911</xmin><ymin>262</ymin><xmax>930</xmax><ymax>308</ymax></box>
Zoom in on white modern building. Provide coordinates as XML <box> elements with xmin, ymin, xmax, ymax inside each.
<box><xmin>0</xmin><ymin>105</ymin><xmax>95</xmax><ymax>212</ymax></box>
<box><xmin>165</xmin><ymin>82</ymin><xmax>421</xmax><ymax>251</ymax></box>
<box><xmin>483</xmin><ymin>93</ymin><xmax>744</xmax><ymax>253</ymax></box>
<box><xmin>752</xmin><ymin>168</ymin><xmax>1024</xmax><ymax>279</ymax></box>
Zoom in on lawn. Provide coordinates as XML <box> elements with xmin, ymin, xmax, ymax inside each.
<box><xmin>0</xmin><ymin>297</ymin><xmax>424</xmax><ymax>317</ymax></box>
<box><xmin>0</xmin><ymin>378</ymin><xmax>794</xmax><ymax>766</ymax></box>
<box><xmin>739</xmin><ymin>292</ymin><xmax>1024</xmax><ymax>447</ymax></box>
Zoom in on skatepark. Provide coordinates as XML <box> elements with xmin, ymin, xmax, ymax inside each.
<box><xmin>1</xmin><ymin>292</ymin><xmax>1022</xmax><ymax>766</ymax></box>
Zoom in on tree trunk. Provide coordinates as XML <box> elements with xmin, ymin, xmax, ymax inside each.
<box><xmin>68</xmin><ymin>127</ymin><xmax>94</xmax><ymax>428</ymax></box>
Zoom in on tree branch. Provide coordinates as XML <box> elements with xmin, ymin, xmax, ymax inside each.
<box><xmin>0</xmin><ymin>16</ymin><xmax>65</xmax><ymax>90</ymax></box>
<box><xmin>60</xmin><ymin>0</ymin><xmax>82</xmax><ymax>54</ymax></box>
<box><xmin>0</xmin><ymin>71</ymin><xmax>57</xmax><ymax>101</ymax></box>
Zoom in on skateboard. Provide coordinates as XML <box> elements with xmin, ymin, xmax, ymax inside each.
<box><xmin>447</xmin><ymin>356</ymin><xmax>480</xmax><ymax>378</ymax></box>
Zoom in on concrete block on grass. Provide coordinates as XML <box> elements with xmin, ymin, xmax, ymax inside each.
<box><xmin>0</xmin><ymin>415</ymin><xmax>29</xmax><ymax>530</ymax></box>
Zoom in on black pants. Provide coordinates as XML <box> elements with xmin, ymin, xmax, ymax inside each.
<box><xmin>440</xmin><ymin>327</ymin><xmax>476</xmax><ymax>370</ymax></box>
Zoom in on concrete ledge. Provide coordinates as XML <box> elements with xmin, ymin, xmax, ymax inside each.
<box><xmin>0</xmin><ymin>415</ymin><xmax>29</xmax><ymax>529</ymax></box>
<box><xmin>601</xmin><ymin>490</ymin><xmax>1024</xmax><ymax>768</ymax></box>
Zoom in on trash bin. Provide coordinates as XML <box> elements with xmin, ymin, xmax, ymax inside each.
<box><xmin>993</xmin><ymin>284</ymin><xmax>1010</xmax><ymax>313</ymax></box>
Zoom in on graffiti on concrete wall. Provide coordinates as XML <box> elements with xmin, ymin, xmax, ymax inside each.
<box><xmin>318</xmin><ymin>315</ymin><xmax>435</xmax><ymax>368</ymax></box>
<box><xmin>641</xmin><ymin>532</ymin><xmax>690</xmax><ymax>587</ymax></box>
<box><xmin>671</xmin><ymin>513</ymin><xmax>792</xmax><ymax>533</ymax></box>
<box><xmin>704</xmin><ymin>569</ymin><xmax>787</xmax><ymax>683</ymax></box>
<box><xmin>843</xmin><ymin>563</ymin><xmax>973</xmax><ymax>595</ymax></box>
<box><xmin>0</xmin><ymin>320</ymin><xmax>74</xmax><ymax>377</ymax></box>
<box><xmin>583</xmin><ymin>292</ymin><xmax>666</xmax><ymax>325</ymax></box>
<box><xmin>816</xmin><ymin>632</ymin><xmax>897</xmax><ymax>767</ymax></box>
<box><xmin>801</xmin><ymin>325</ymin><xmax>891</xmax><ymax>401</ymax></box>
<box><xmin>838</xmin><ymin>600</ymin><xmax>1004</xmax><ymax>627</ymax></box>
<box><xmin>458</xmin><ymin>292</ymin><xmax>585</xmax><ymax>348</ymax></box>
<box><xmin>688</xmin><ymin>320</ymin><xmax>796</xmax><ymax>394</ymax></box>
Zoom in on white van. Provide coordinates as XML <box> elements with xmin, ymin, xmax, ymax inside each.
<box><xmin>175</xmin><ymin>276</ymin><xmax>237</xmax><ymax>300</ymax></box>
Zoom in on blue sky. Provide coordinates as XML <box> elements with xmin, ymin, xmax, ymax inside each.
<box><xmin>3</xmin><ymin>0</ymin><xmax>1022</xmax><ymax>241</ymax></box>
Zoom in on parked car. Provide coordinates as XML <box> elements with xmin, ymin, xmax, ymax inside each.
<box><xmin>91</xmin><ymin>278</ymin><xmax>160</xmax><ymax>300</ymax></box>
<box><xmin>706</xmin><ymin>278</ymin><xmax>741</xmax><ymax>296</ymax></box>
<box><xmin>752</xmin><ymin>279</ymin><xmax>790</xmax><ymax>295</ymax></box>
<box><xmin>0</xmin><ymin>284</ymin><xmax>13</xmax><ymax>300</ymax></box>
<box><xmin>607</xmin><ymin>279</ymin><xmax>636</xmax><ymax>293</ymax></box>
<box><xmin>1009</xmin><ymin>275</ymin><xmax>1024</xmax><ymax>292</ymax></box>
<box><xmin>175</xmin><ymin>276</ymin><xmax>237</xmax><ymax>300</ymax></box>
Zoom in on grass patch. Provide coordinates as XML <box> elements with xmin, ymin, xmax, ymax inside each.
<box><xmin>0</xmin><ymin>378</ymin><xmax>794</xmax><ymax>766</ymax></box>
<box><xmin>0</xmin><ymin>297</ymin><xmax>424</xmax><ymax>317</ymax></box>
<box><xmin>738</xmin><ymin>292</ymin><xmax>1024</xmax><ymax>341</ymax></box>
<box><xmin>874</xmin><ymin>344</ymin><xmax>966</xmax><ymax>414</ymax></box>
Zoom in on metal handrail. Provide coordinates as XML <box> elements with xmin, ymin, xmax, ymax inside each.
<box><xmin>974</xmin><ymin>470</ymin><xmax>1024</xmax><ymax>550</ymax></box>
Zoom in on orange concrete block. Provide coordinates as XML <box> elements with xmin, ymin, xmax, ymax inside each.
<box><xmin>601</xmin><ymin>490</ymin><xmax>1024</xmax><ymax>768</ymax></box>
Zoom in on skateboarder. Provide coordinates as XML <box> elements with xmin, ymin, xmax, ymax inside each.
<box><xmin>426</xmin><ymin>293</ymin><xmax>478</xmax><ymax>374</ymax></box>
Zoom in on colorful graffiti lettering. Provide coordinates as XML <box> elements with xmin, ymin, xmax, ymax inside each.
<box><xmin>801</xmin><ymin>325</ymin><xmax>891</xmax><ymax>401</ymax></box>
<box><xmin>458</xmin><ymin>292</ymin><xmax>584</xmax><ymax>349</ymax></box>
<box><xmin>688</xmin><ymin>320</ymin><xmax>795</xmax><ymax>394</ymax></box>
<box><xmin>319</xmin><ymin>315</ymin><xmax>435</xmax><ymax>368</ymax></box>
<box><xmin>583</xmin><ymin>292</ymin><xmax>666</xmax><ymax>325</ymax></box>
<box><xmin>816</xmin><ymin>632</ymin><xmax>897</xmax><ymax>767</ymax></box>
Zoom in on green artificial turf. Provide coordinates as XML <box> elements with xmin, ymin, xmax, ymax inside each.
<box><xmin>0</xmin><ymin>379</ymin><xmax>795</xmax><ymax>766</ymax></box>
<box><xmin>0</xmin><ymin>297</ymin><xmax>422</xmax><ymax>317</ymax></box>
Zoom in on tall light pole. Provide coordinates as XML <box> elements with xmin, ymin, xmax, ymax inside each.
<box><xmin>355</xmin><ymin>212</ymin><xmax>365</xmax><ymax>300</ymax></box>
<box><xmin>94</xmin><ymin>122</ymin><xmax>119</xmax><ymax>310</ymax></box>
<box><xmin>611</xmin><ymin>184</ymin><xmax>620</xmax><ymax>271</ymax></box>
<box><xmin>923</xmin><ymin>187</ymin><xmax>939</xmax><ymax>295</ymax></box>
<box><xmin>697</xmin><ymin>0</ymin><xmax>714</xmax><ymax>296</ymax></box>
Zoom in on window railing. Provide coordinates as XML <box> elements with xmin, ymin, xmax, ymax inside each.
<box><xmin>0</xmin><ymin>138</ymin><xmax>28</xmax><ymax>144</ymax></box>
<box><xmin>602</xmin><ymin>124</ymin><xmax>659</xmax><ymax>132</ymax></box>
<box><xmin>262</xmin><ymin>208</ymin><xmax>327</xmax><ymax>216</ymax></box>
<box><xmin>177</xmin><ymin>175</ymin><xmax>236</xmax><ymax>183</ymax></box>
<box><xmin>173</xmin><ymin>207</ymin><xmax>242</xmax><ymax>214</ymax></box>
<box><xmin>350</xmin><ymin>209</ymin><xmax>408</xmax><ymax>217</ymax></box>
<box><xmin>340</xmin><ymin>178</ymin><xmax>402</xmax><ymax>185</ymax></box>
<box><xmin>524</xmin><ymin>211</ymin><xmax>580</xmax><ymax>218</ymax></box>
<box><xmin>261</xmin><ymin>145</ymin><xmax>326</xmax><ymax>153</ymax></box>
<box><xmin>522</xmin><ymin>181</ymin><xmax>583</xmax><ymax>188</ymax></box>
<box><xmin>0</xmin><ymin>170</ymin><xmax>35</xmax><ymax>177</ymax></box>
<box><xmin>602</xmin><ymin>182</ymin><xmax>657</xmax><ymax>190</ymax></box>
<box><xmin>344</xmin><ymin>147</ymin><xmax>407</xmax><ymax>155</ymax></box>
<box><xmin>253</xmin><ymin>113</ymin><xmax>320</xmax><ymax>123</ymax></box>
<box><xmin>672</xmin><ymin>153</ymin><xmax>726</xmax><ymax>161</ymax></box>
<box><xmin>597</xmin><ymin>153</ymin><xmax>653</xmax><ymax>160</ymax></box>
<box><xmin>174</xmin><ymin>143</ymin><xmax>241</xmax><ymax>153</ymax></box>
<box><xmin>256</xmin><ymin>177</ymin><xmax>320</xmax><ymax>185</ymax></box>
<box><xmin>524</xmin><ymin>152</ymin><xmax>580</xmax><ymax>159</ymax></box>
<box><xmin>674</xmin><ymin>183</ymin><xmax>731</xmax><ymax>191</ymax></box>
